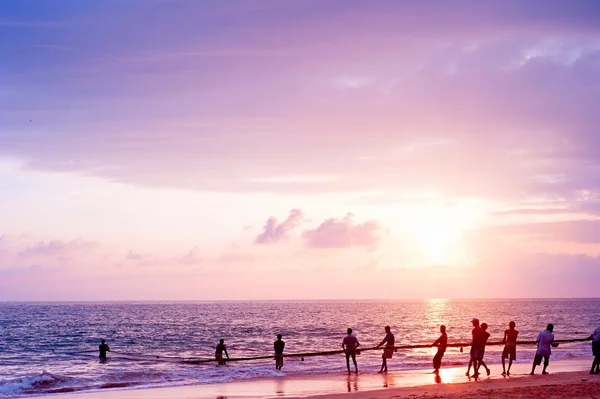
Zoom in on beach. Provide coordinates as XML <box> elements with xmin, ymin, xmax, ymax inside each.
<box><xmin>20</xmin><ymin>356</ymin><xmax>597</xmax><ymax>399</ymax></box>
<box><xmin>313</xmin><ymin>372</ymin><xmax>600</xmax><ymax>399</ymax></box>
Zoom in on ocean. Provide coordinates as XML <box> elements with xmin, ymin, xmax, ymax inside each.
<box><xmin>0</xmin><ymin>299</ymin><xmax>598</xmax><ymax>397</ymax></box>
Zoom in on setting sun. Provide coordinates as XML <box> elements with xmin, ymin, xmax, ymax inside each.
<box><xmin>414</xmin><ymin>221</ymin><xmax>464</xmax><ymax>264</ymax></box>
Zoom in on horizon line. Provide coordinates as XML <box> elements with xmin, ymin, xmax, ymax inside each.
<box><xmin>1</xmin><ymin>296</ymin><xmax>599</xmax><ymax>304</ymax></box>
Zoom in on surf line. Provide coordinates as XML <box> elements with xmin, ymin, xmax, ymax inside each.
<box><xmin>93</xmin><ymin>337</ymin><xmax>591</xmax><ymax>364</ymax></box>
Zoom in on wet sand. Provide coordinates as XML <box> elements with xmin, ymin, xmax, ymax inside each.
<box><xmin>27</xmin><ymin>356</ymin><xmax>597</xmax><ymax>399</ymax></box>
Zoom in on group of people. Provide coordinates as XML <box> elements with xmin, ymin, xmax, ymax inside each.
<box><xmin>343</xmin><ymin>321</ymin><xmax>599</xmax><ymax>377</ymax></box>
<box><xmin>465</xmin><ymin>318</ymin><xmax>510</xmax><ymax>377</ymax></box>
<box><xmin>96</xmin><ymin>322</ymin><xmax>600</xmax><ymax>376</ymax></box>
<box><xmin>464</xmin><ymin>320</ymin><xmax>599</xmax><ymax>377</ymax></box>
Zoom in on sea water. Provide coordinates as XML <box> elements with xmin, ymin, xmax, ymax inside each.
<box><xmin>0</xmin><ymin>299</ymin><xmax>598</xmax><ymax>397</ymax></box>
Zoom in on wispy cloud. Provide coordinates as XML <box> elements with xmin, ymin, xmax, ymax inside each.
<box><xmin>256</xmin><ymin>209</ymin><xmax>305</xmax><ymax>244</ymax></box>
<box><xmin>303</xmin><ymin>213</ymin><xmax>382</xmax><ymax>249</ymax></box>
<box><xmin>18</xmin><ymin>239</ymin><xmax>97</xmax><ymax>259</ymax></box>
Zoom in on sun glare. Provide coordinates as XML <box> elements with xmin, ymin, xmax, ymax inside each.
<box><xmin>401</xmin><ymin>204</ymin><xmax>471</xmax><ymax>265</ymax></box>
<box><xmin>414</xmin><ymin>221</ymin><xmax>463</xmax><ymax>263</ymax></box>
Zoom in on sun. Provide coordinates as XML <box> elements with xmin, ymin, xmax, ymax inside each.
<box><xmin>400</xmin><ymin>204</ymin><xmax>469</xmax><ymax>264</ymax></box>
<box><xmin>413</xmin><ymin>221</ymin><xmax>463</xmax><ymax>264</ymax></box>
<box><xmin>377</xmin><ymin>199</ymin><xmax>479</xmax><ymax>266</ymax></box>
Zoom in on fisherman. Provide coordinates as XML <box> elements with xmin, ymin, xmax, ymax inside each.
<box><xmin>474</xmin><ymin>323</ymin><xmax>491</xmax><ymax>376</ymax></box>
<box><xmin>274</xmin><ymin>334</ymin><xmax>285</xmax><ymax>370</ymax></box>
<box><xmin>376</xmin><ymin>325</ymin><xmax>395</xmax><ymax>373</ymax></box>
<box><xmin>530</xmin><ymin>324</ymin><xmax>557</xmax><ymax>375</ymax></box>
<box><xmin>466</xmin><ymin>318</ymin><xmax>483</xmax><ymax>376</ymax></box>
<box><xmin>215</xmin><ymin>339</ymin><xmax>229</xmax><ymax>366</ymax></box>
<box><xmin>342</xmin><ymin>328</ymin><xmax>360</xmax><ymax>374</ymax></box>
<box><xmin>588</xmin><ymin>326</ymin><xmax>600</xmax><ymax>374</ymax></box>
<box><xmin>99</xmin><ymin>339</ymin><xmax>110</xmax><ymax>360</ymax></box>
<box><xmin>432</xmin><ymin>325</ymin><xmax>447</xmax><ymax>374</ymax></box>
<box><xmin>501</xmin><ymin>321</ymin><xmax>519</xmax><ymax>376</ymax></box>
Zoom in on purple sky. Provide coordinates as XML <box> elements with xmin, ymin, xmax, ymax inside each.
<box><xmin>1</xmin><ymin>1</ymin><xmax>599</xmax><ymax>300</ymax></box>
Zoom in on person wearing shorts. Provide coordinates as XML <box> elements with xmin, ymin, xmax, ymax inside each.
<box><xmin>530</xmin><ymin>324</ymin><xmax>555</xmax><ymax>375</ymax></box>
<box><xmin>475</xmin><ymin>323</ymin><xmax>491</xmax><ymax>376</ymax></box>
<box><xmin>342</xmin><ymin>328</ymin><xmax>360</xmax><ymax>374</ymax></box>
<box><xmin>376</xmin><ymin>325</ymin><xmax>395</xmax><ymax>373</ymax></box>
<box><xmin>502</xmin><ymin>321</ymin><xmax>519</xmax><ymax>376</ymax></box>
<box><xmin>274</xmin><ymin>334</ymin><xmax>285</xmax><ymax>370</ymax></box>
<box><xmin>588</xmin><ymin>326</ymin><xmax>600</xmax><ymax>374</ymax></box>
<box><xmin>432</xmin><ymin>325</ymin><xmax>447</xmax><ymax>374</ymax></box>
<box><xmin>466</xmin><ymin>318</ymin><xmax>484</xmax><ymax>376</ymax></box>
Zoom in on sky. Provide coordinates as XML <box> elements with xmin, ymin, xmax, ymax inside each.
<box><xmin>1</xmin><ymin>0</ymin><xmax>600</xmax><ymax>300</ymax></box>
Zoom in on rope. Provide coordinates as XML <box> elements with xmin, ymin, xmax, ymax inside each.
<box><xmin>64</xmin><ymin>337</ymin><xmax>593</xmax><ymax>364</ymax></box>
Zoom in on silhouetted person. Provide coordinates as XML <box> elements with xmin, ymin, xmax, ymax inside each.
<box><xmin>376</xmin><ymin>325</ymin><xmax>395</xmax><ymax>373</ymax></box>
<box><xmin>588</xmin><ymin>326</ymin><xmax>600</xmax><ymax>374</ymax></box>
<box><xmin>466</xmin><ymin>318</ymin><xmax>483</xmax><ymax>376</ymax></box>
<box><xmin>342</xmin><ymin>328</ymin><xmax>360</xmax><ymax>374</ymax></box>
<box><xmin>99</xmin><ymin>339</ymin><xmax>110</xmax><ymax>360</ymax></box>
<box><xmin>215</xmin><ymin>339</ymin><xmax>229</xmax><ymax>366</ymax></box>
<box><xmin>530</xmin><ymin>324</ymin><xmax>557</xmax><ymax>375</ymax></box>
<box><xmin>274</xmin><ymin>334</ymin><xmax>285</xmax><ymax>370</ymax></box>
<box><xmin>502</xmin><ymin>321</ymin><xmax>519</xmax><ymax>376</ymax></box>
<box><xmin>432</xmin><ymin>325</ymin><xmax>447</xmax><ymax>374</ymax></box>
<box><xmin>475</xmin><ymin>323</ymin><xmax>491</xmax><ymax>376</ymax></box>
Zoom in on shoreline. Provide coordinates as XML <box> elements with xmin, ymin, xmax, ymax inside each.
<box><xmin>22</xmin><ymin>356</ymin><xmax>596</xmax><ymax>399</ymax></box>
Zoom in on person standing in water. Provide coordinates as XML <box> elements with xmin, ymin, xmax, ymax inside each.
<box><xmin>99</xmin><ymin>339</ymin><xmax>110</xmax><ymax>360</ymax></box>
<box><xmin>274</xmin><ymin>334</ymin><xmax>285</xmax><ymax>370</ymax></box>
<box><xmin>501</xmin><ymin>321</ymin><xmax>519</xmax><ymax>376</ymax></box>
<box><xmin>530</xmin><ymin>324</ymin><xmax>557</xmax><ymax>375</ymax></box>
<box><xmin>215</xmin><ymin>339</ymin><xmax>229</xmax><ymax>366</ymax></box>
<box><xmin>587</xmin><ymin>326</ymin><xmax>600</xmax><ymax>374</ymax></box>
<box><xmin>432</xmin><ymin>325</ymin><xmax>448</xmax><ymax>374</ymax></box>
<box><xmin>342</xmin><ymin>328</ymin><xmax>360</xmax><ymax>374</ymax></box>
<box><xmin>376</xmin><ymin>325</ymin><xmax>395</xmax><ymax>373</ymax></box>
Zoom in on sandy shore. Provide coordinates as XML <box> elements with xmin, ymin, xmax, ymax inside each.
<box><xmin>306</xmin><ymin>371</ymin><xmax>600</xmax><ymax>399</ymax></box>
<box><xmin>26</xmin><ymin>356</ymin><xmax>598</xmax><ymax>399</ymax></box>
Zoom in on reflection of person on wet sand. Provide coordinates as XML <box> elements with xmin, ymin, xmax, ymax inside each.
<box><xmin>346</xmin><ymin>374</ymin><xmax>358</xmax><ymax>392</ymax></box>
<box><xmin>342</xmin><ymin>328</ymin><xmax>360</xmax><ymax>374</ymax></box>
<box><xmin>382</xmin><ymin>371</ymin><xmax>395</xmax><ymax>388</ymax></box>
<box><xmin>376</xmin><ymin>325</ymin><xmax>395</xmax><ymax>373</ymax></box>
<box><xmin>432</xmin><ymin>325</ymin><xmax>447</xmax><ymax>374</ymax></box>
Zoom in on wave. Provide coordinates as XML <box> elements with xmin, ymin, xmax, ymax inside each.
<box><xmin>0</xmin><ymin>371</ymin><xmax>70</xmax><ymax>396</ymax></box>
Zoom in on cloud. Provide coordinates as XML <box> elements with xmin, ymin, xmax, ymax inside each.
<box><xmin>133</xmin><ymin>247</ymin><xmax>205</xmax><ymax>268</ymax></box>
<box><xmin>18</xmin><ymin>239</ymin><xmax>97</xmax><ymax>259</ymax></box>
<box><xmin>485</xmin><ymin>220</ymin><xmax>600</xmax><ymax>244</ymax></box>
<box><xmin>302</xmin><ymin>213</ymin><xmax>381</xmax><ymax>249</ymax></box>
<box><xmin>255</xmin><ymin>208</ymin><xmax>304</xmax><ymax>244</ymax></box>
<box><xmin>175</xmin><ymin>247</ymin><xmax>204</xmax><ymax>266</ymax></box>
<box><xmin>491</xmin><ymin>207</ymin><xmax>571</xmax><ymax>216</ymax></box>
<box><xmin>126</xmin><ymin>250</ymin><xmax>144</xmax><ymax>260</ymax></box>
<box><xmin>1</xmin><ymin>1</ymin><xmax>599</xmax><ymax>203</ymax></box>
